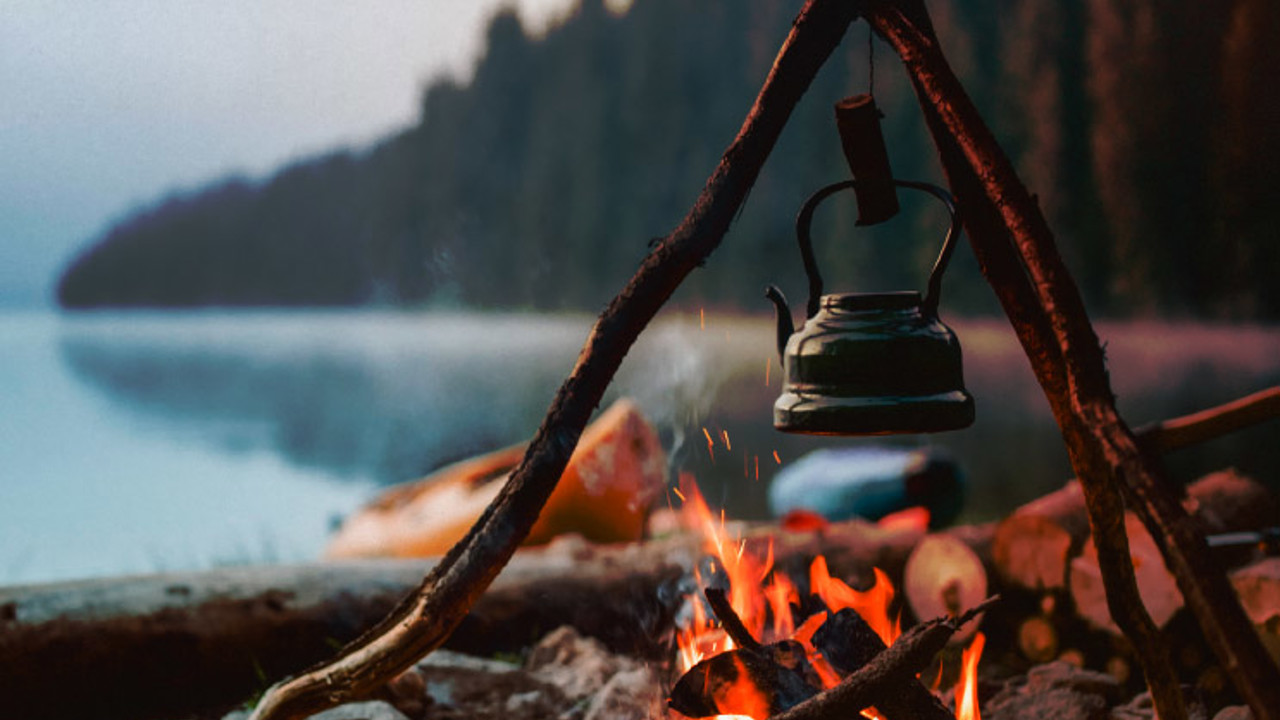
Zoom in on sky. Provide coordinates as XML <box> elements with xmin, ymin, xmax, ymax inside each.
<box><xmin>0</xmin><ymin>0</ymin><xmax>585</xmax><ymax>307</ymax></box>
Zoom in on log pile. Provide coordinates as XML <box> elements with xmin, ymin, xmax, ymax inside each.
<box><xmin>2</xmin><ymin>469</ymin><xmax>1276</xmax><ymax>719</ymax></box>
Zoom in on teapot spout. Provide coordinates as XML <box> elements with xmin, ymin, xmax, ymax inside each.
<box><xmin>765</xmin><ymin>285</ymin><xmax>794</xmax><ymax>363</ymax></box>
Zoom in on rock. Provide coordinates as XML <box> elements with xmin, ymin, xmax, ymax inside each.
<box><xmin>413</xmin><ymin>658</ymin><xmax>565</xmax><ymax>719</ymax></box>
<box><xmin>1109</xmin><ymin>691</ymin><xmax>1155</xmax><ymax>720</ymax></box>
<box><xmin>984</xmin><ymin>661</ymin><xmax>1122</xmax><ymax>720</ymax></box>
<box><xmin>417</xmin><ymin>649</ymin><xmax>521</xmax><ymax>674</ymax></box>
<box><xmin>224</xmin><ymin>700</ymin><xmax>412</xmax><ymax>720</ymax></box>
<box><xmin>382</xmin><ymin>669</ymin><xmax>430</xmax><ymax>719</ymax></box>
<box><xmin>309</xmin><ymin>701</ymin><xmax>411</xmax><ymax>720</ymax></box>
<box><xmin>583</xmin><ymin>666</ymin><xmax>665</xmax><ymax>720</ymax></box>
<box><xmin>525</xmin><ymin>625</ymin><xmax>639</xmax><ymax>701</ymax></box>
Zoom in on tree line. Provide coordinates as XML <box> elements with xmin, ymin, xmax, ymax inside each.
<box><xmin>58</xmin><ymin>0</ymin><xmax>1280</xmax><ymax>319</ymax></box>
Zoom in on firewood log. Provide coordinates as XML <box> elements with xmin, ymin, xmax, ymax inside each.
<box><xmin>903</xmin><ymin>532</ymin><xmax>989</xmax><ymax>644</ymax></box>
<box><xmin>995</xmin><ymin>469</ymin><xmax>1276</xmax><ymax>592</ymax></box>
<box><xmin>0</xmin><ymin>520</ymin><xmax>922</xmax><ymax>720</ymax></box>
<box><xmin>1016</xmin><ymin>615</ymin><xmax>1059</xmax><ymax>663</ymax></box>
<box><xmin>1230</xmin><ymin>558</ymin><xmax>1280</xmax><ymax>667</ymax></box>
<box><xmin>1069</xmin><ymin>473</ymin><xmax>1279</xmax><ymax>636</ymax></box>
<box><xmin>1070</xmin><ymin>511</ymin><xmax>1185</xmax><ymax>633</ymax></box>
<box><xmin>992</xmin><ymin>482</ymin><xmax>1091</xmax><ymax>591</ymax></box>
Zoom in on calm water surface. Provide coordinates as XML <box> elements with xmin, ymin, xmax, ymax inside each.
<box><xmin>2</xmin><ymin>310</ymin><xmax>1276</xmax><ymax>585</ymax></box>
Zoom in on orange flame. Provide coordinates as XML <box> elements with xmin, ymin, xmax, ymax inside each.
<box><xmin>809</xmin><ymin>556</ymin><xmax>901</xmax><ymax>646</ymax></box>
<box><xmin>956</xmin><ymin>632</ymin><xmax>985</xmax><ymax>720</ymax></box>
<box><xmin>714</xmin><ymin>655</ymin><xmax>771</xmax><ymax>720</ymax></box>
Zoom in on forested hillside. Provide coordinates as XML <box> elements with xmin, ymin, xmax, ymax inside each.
<box><xmin>57</xmin><ymin>0</ymin><xmax>1280</xmax><ymax>318</ymax></box>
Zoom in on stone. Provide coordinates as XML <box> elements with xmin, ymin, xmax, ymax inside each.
<box><xmin>583</xmin><ymin>666</ymin><xmax>665</xmax><ymax>720</ymax></box>
<box><xmin>985</xmin><ymin>661</ymin><xmax>1122</xmax><ymax>720</ymax></box>
<box><xmin>309</xmin><ymin>700</ymin><xmax>410</xmax><ymax>720</ymax></box>
<box><xmin>525</xmin><ymin>625</ymin><xmax>639</xmax><ymax>701</ymax></box>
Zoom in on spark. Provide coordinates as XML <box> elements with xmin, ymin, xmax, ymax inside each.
<box><xmin>765</xmin><ymin>356</ymin><xmax>771</xmax><ymax>386</ymax></box>
<box><xmin>773</xmin><ymin>450</ymin><xmax>781</xmax><ymax>464</ymax></box>
<box><xmin>722</xmin><ymin>429</ymin><xmax>731</xmax><ymax>451</ymax></box>
<box><xmin>673</xmin><ymin>486</ymin><xmax>686</xmax><ymax>502</ymax></box>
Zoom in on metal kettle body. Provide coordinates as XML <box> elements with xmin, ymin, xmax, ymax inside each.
<box><xmin>767</xmin><ymin>180</ymin><xmax>975</xmax><ymax>435</ymax></box>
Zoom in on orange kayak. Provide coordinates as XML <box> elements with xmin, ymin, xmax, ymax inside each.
<box><xmin>325</xmin><ymin>398</ymin><xmax>667</xmax><ymax>558</ymax></box>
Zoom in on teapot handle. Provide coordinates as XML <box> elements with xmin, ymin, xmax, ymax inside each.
<box><xmin>796</xmin><ymin>179</ymin><xmax>960</xmax><ymax>319</ymax></box>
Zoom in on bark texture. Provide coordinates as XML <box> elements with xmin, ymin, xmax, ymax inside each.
<box><xmin>864</xmin><ymin>2</ymin><xmax>1280</xmax><ymax>718</ymax></box>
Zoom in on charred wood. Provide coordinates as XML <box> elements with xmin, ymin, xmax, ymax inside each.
<box><xmin>769</xmin><ymin>597</ymin><xmax>998</xmax><ymax>720</ymax></box>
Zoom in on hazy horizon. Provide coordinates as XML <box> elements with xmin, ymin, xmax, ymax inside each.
<box><xmin>1</xmin><ymin>0</ymin><xmax>591</xmax><ymax>308</ymax></box>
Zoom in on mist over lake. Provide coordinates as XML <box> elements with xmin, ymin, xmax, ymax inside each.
<box><xmin>3</xmin><ymin>310</ymin><xmax>1277</xmax><ymax>585</ymax></box>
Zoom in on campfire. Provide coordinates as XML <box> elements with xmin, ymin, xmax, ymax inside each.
<box><xmin>5</xmin><ymin>395</ymin><xmax>1276</xmax><ymax>720</ymax></box>
<box><xmin>666</xmin><ymin>474</ymin><xmax>986</xmax><ymax>720</ymax></box>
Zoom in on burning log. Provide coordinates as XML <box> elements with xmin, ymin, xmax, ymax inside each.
<box><xmin>812</xmin><ymin>607</ymin><xmax>955</xmax><ymax>720</ymax></box>
<box><xmin>770</xmin><ymin>597</ymin><xmax>999</xmax><ymax>720</ymax></box>
<box><xmin>669</xmin><ymin>640</ymin><xmax>820</xmax><ymax>718</ymax></box>
<box><xmin>670</xmin><ymin>581</ymin><xmax>970</xmax><ymax>720</ymax></box>
<box><xmin>669</xmin><ymin>588</ymin><xmax>820</xmax><ymax>718</ymax></box>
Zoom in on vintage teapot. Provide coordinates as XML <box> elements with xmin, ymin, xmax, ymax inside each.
<box><xmin>766</xmin><ymin>179</ymin><xmax>975</xmax><ymax>435</ymax></box>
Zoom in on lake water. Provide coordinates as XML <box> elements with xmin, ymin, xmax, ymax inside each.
<box><xmin>2</xmin><ymin>309</ymin><xmax>1277</xmax><ymax>585</ymax></box>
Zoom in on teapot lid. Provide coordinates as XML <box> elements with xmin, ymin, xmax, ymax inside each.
<box><xmin>822</xmin><ymin>291</ymin><xmax>921</xmax><ymax>312</ymax></box>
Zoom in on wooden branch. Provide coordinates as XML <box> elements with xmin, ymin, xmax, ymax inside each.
<box><xmin>865</xmin><ymin>3</ymin><xmax>1280</xmax><ymax>719</ymax></box>
<box><xmin>813</xmin><ymin>608</ymin><xmax>955</xmax><ymax>720</ymax></box>
<box><xmin>1135</xmin><ymin>385</ymin><xmax>1280</xmax><ymax>454</ymax></box>
<box><xmin>245</xmin><ymin>3</ymin><xmax>860</xmax><ymax>718</ymax></box>
<box><xmin>705</xmin><ymin>587</ymin><xmax>765</xmax><ymax>652</ymax></box>
<box><xmin>771</xmin><ymin>597</ymin><xmax>999</xmax><ymax>720</ymax></box>
<box><xmin>864</xmin><ymin>7</ymin><xmax>1181</xmax><ymax>714</ymax></box>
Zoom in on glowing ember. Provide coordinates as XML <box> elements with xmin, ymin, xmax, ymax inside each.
<box><xmin>716</xmin><ymin>655</ymin><xmax>771</xmax><ymax>719</ymax></box>
<box><xmin>956</xmin><ymin>632</ymin><xmax>986</xmax><ymax>720</ymax></box>
<box><xmin>877</xmin><ymin>506</ymin><xmax>932</xmax><ymax>533</ymax></box>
